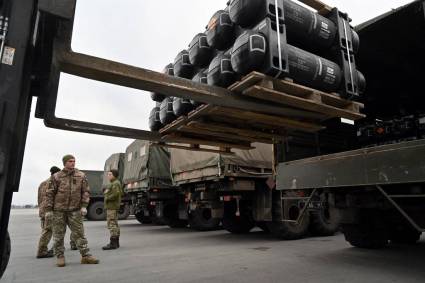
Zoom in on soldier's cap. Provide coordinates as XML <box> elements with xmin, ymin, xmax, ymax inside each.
<box><xmin>50</xmin><ymin>166</ymin><xmax>61</xmax><ymax>175</ymax></box>
<box><xmin>62</xmin><ymin>154</ymin><xmax>76</xmax><ymax>165</ymax></box>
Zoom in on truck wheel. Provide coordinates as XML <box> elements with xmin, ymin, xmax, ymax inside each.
<box><xmin>135</xmin><ymin>211</ymin><xmax>152</xmax><ymax>224</ymax></box>
<box><xmin>389</xmin><ymin>227</ymin><xmax>422</xmax><ymax>244</ymax></box>
<box><xmin>222</xmin><ymin>200</ymin><xmax>255</xmax><ymax>234</ymax></box>
<box><xmin>309</xmin><ymin>207</ymin><xmax>341</xmax><ymax>236</ymax></box>
<box><xmin>188</xmin><ymin>208</ymin><xmax>221</xmax><ymax>231</ymax></box>
<box><xmin>342</xmin><ymin>224</ymin><xmax>388</xmax><ymax>249</ymax></box>
<box><xmin>118</xmin><ymin>204</ymin><xmax>131</xmax><ymax>220</ymax></box>
<box><xmin>87</xmin><ymin>201</ymin><xmax>106</xmax><ymax>221</ymax></box>
<box><xmin>267</xmin><ymin>192</ymin><xmax>310</xmax><ymax>240</ymax></box>
<box><xmin>150</xmin><ymin>208</ymin><xmax>166</xmax><ymax>225</ymax></box>
<box><xmin>163</xmin><ymin>204</ymin><xmax>187</xmax><ymax>228</ymax></box>
<box><xmin>0</xmin><ymin>231</ymin><xmax>11</xmax><ymax>279</ymax></box>
<box><xmin>256</xmin><ymin>222</ymin><xmax>270</xmax><ymax>233</ymax></box>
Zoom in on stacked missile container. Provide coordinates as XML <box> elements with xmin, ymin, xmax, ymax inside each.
<box><xmin>149</xmin><ymin>0</ymin><xmax>366</xmax><ymax>131</ymax></box>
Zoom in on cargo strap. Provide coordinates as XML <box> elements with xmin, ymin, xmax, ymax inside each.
<box><xmin>274</xmin><ymin>0</ymin><xmax>283</xmax><ymax>78</ymax></box>
<box><xmin>342</xmin><ymin>20</ymin><xmax>355</xmax><ymax>94</ymax></box>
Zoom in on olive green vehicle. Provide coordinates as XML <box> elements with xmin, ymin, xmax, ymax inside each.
<box><xmin>123</xmin><ymin>140</ymin><xmax>175</xmax><ymax>225</ymax></box>
<box><xmin>82</xmin><ymin>154</ymin><xmax>131</xmax><ymax>221</ymax></box>
<box><xmin>169</xmin><ymin>143</ymin><xmax>340</xmax><ymax>235</ymax></box>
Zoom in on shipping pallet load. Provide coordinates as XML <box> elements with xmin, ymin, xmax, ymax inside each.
<box><xmin>149</xmin><ymin>0</ymin><xmax>366</xmax><ymax>153</ymax></box>
<box><xmin>146</xmin><ymin>0</ymin><xmax>366</xmax><ymax>240</ymax></box>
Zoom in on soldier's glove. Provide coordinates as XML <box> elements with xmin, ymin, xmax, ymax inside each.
<box><xmin>45</xmin><ymin>211</ymin><xmax>53</xmax><ymax>218</ymax></box>
<box><xmin>80</xmin><ymin>207</ymin><xmax>88</xmax><ymax>216</ymax></box>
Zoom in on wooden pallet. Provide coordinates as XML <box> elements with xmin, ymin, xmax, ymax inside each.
<box><xmin>159</xmin><ymin>71</ymin><xmax>365</xmax><ymax>152</ymax></box>
<box><xmin>229</xmin><ymin>72</ymin><xmax>365</xmax><ymax>121</ymax></box>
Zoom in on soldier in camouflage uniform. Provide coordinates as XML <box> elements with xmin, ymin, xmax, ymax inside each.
<box><xmin>102</xmin><ymin>169</ymin><xmax>123</xmax><ymax>250</ymax></box>
<box><xmin>37</xmin><ymin>166</ymin><xmax>79</xmax><ymax>258</ymax></box>
<box><xmin>46</xmin><ymin>154</ymin><xmax>99</xmax><ymax>267</ymax></box>
<box><xmin>36</xmin><ymin>166</ymin><xmax>61</xmax><ymax>258</ymax></box>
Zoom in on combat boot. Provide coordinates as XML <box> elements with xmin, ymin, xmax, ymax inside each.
<box><xmin>81</xmin><ymin>255</ymin><xmax>99</xmax><ymax>264</ymax></box>
<box><xmin>36</xmin><ymin>249</ymin><xmax>54</xmax><ymax>259</ymax></box>
<box><xmin>102</xmin><ymin>237</ymin><xmax>118</xmax><ymax>250</ymax></box>
<box><xmin>70</xmin><ymin>241</ymin><xmax>78</xmax><ymax>250</ymax></box>
<box><xmin>117</xmin><ymin>237</ymin><xmax>120</xmax><ymax>248</ymax></box>
<box><xmin>56</xmin><ymin>256</ymin><xmax>66</xmax><ymax>267</ymax></box>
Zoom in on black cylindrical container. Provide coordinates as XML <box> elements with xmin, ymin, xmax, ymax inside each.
<box><xmin>229</xmin><ymin>0</ymin><xmax>359</xmax><ymax>53</ymax></box>
<box><xmin>231</xmin><ymin>31</ymin><xmax>346</xmax><ymax>93</ymax></box>
<box><xmin>189</xmin><ymin>33</ymin><xmax>214</xmax><ymax>68</ymax></box>
<box><xmin>229</xmin><ymin>0</ymin><xmax>280</xmax><ymax>28</ymax></box>
<box><xmin>207</xmin><ymin>51</ymin><xmax>237</xmax><ymax>88</ymax></box>
<box><xmin>282</xmin><ymin>0</ymin><xmax>359</xmax><ymax>53</ymax></box>
<box><xmin>287</xmin><ymin>45</ymin><xmax>343</xmax><ymax>92</ymax></box>
<box><xmin>149</xmin><ymin>107</ymin><xmax>162</xmax><ymax>132</ymax></box>
<box><xmin>173</xmin><ymin>97</ymin><xmax>194</xmax><ymax>117</ymax></box>
<box><xmin>191</xmin><ymin>69</ymin><xmax>208</xmax><ymax>107</ymax></box>
<box><xmin>188</xmin><ymin>33</ymin><xmax>214</xmax><ymax>68</ymax></box>
<box><xmin>356</xmin><ymin>70</ymin><xmax>366</xmax><ymax>95</ymax></box>
<box><xmin>174</xmin><ymin>50</ymin><xmax>195</xmax><ymax>79</ymax></box>
<box><xmin>151</xmin><ymin>64</ymin><xmax>174</xmax><ymax>102</ymax></box>
<box><xmin>159</xmin><ymin>97</ymin><xmax>176</xmax><ymax>125</ymax></box>
<box><xmin>206</xmin><ymin>10</ymin><xmax>236</xmax><ymax>51</ymax></box>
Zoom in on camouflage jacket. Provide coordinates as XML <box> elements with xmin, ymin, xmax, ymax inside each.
<box><xmin>37</xmin><ymin>178</ymin><xmax>50</xmax><ymax>218</ymax></box>
<box><xmin>104</xmin><ymin>179</ymin><xmax>122</xmax><ymax>210</ymax></box>
<box><xmin>46</xmin><ymin>168</ymin><xmax>90</xmax><ymax>212</ymax></box>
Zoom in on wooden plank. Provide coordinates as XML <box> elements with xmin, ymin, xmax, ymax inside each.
<box><xmin>187</xmin><ymin>121</ymin><xmax>285</xmax><ymax>141</ymax></box>
<box><xmin>228</xmin><ymin>72</ymin><xmax>266</xmax><ymax>92</ymax></box>
<box><xmin>153</xmin><ymin>143</ymin><xmax>235</xmax><ymax>155</ymax></box>
<box><xmin>243</xmin><ymin>85</ymin><xmax>365</xmax><ymax>121</ymax></box>
<box><xmin>159</xmin><ymin>104</ymin><xmax>213</xmax><ymax>135</ymax></box>
<box><xmin>179</xmin><ymin>124</ymin><xmax>274</xmax><ymax>144</ymax></box>
<box><xmin>209</xmin><ymin>106</ymin><xmax>325</xmax><ymax>132</ymax></box>
<box><xmin>159</xmin><ymin>115</ymin><xmax>187</xmax><ymax>135</ymax></box>
<box><xmin>162</xmin><ymin>133</ymin><xmax>254</xmax><ymax>150</ymax></box>
<box><xmin>297</xmin><ymin>0</ymin><xmax>333</xmax><ymax>15</ymax></box>
<box><xmin>234</xmin><ymin>72</ymin><xmax>364</xmax><ymax>112</ymax></box>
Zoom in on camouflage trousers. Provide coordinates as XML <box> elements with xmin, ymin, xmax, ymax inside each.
<box><xmin>53</xmin><ymin>210</ymin><xmax>90</xmax><ymax>257</ymax></box>
<box><xmin>38</xmin><ymin>214</ymin><xmax>77</xmax><ymax>254</ymax></box>
<box><xmin>37</xmin><ymin>214</ymin><xmax>53</xmax><ymax>254</ymax></box>
<box><xmin>106</xmin><ymin>210</ymin><xmax>120</xmax><ymax>237</ymax></box>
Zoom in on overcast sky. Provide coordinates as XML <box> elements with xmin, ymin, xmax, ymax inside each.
<box><xmin>13</xmin><ymin>0</ymin><xmax>413</xmax><ymax>205</ymax></box>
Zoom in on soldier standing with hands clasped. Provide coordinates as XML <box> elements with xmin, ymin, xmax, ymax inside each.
<box><xmin>46</xmin><ymin>154</ymin><xmax>99</xmax><ymax>267</ymax></box>
<box><xmin>36</xmin><ymin>166</ymin><xmax>61</xmax><ymax>258</ymax></box>
<box><xmin>102</xmin><ymin>169</ymin><xmax>123</xmax><ymax>250</ymax></box>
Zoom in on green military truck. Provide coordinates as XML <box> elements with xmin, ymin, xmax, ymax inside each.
<box><xmin>275</xmin><ymin>1</ymin><xmax>425</xmax><ymax>248</ymax></box>
<box><xmin>168</xmin><ymin>143</ymin><xmax>272</xmax><ymax>231</ymax></box>
<box><xmin>168</xmin><ymin>143</ymin><xmax>340</xmax><ymax>236</ymax></box>
<box><xmin>123</xmin><ymin>140</ymin><xmax>175</xmax><ymax>224</ymax></box>
<box><xmin>83</xmin><ymin>153</ymin><xmax>131</xmax><ymax>221</ymax></box>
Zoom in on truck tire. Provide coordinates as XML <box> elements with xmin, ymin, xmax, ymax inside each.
<box><xmin>118</xmin><ymin>204</ymin><xmax>131</xmax><ymax>220</ymax></box>
<box><xmin>267</xmin><ymin>192</ymin><xmax>310</xmax><ymax>240</ymax></box>
<box><xmin>163</xmin><ymin>204</ymin><xmax>187</xmax><ymax>228</ymax></box>
<box><xmin>222</xmin><ymin>200</ymin><xmax>255</xmax><ymax>234</ymax></box>
<box><xmin>87</xmin><ymin>201</ymin><xmax>106</xmax><ymax>221</ymax></box>
<box><xmin>309</xmin><ymin>207</ymin><xmax>341</xmax><ymax>236</ymax></box>
<box><xmin>256</xmin><ymin>222</ymin><xmax>270</xmax><ymax>233</ymax></box>
<box><xmin>342</xmin><ymin>224</ymin><xmax>388</xmax><ymax>249</ymax></box>
<box><xmin>188</xmin><ymin>207</ymin><xmax>221</xmax><ymax>231</ymax></box>
<box><xmin>135</xmin><ymin>211</ymin><xmax>152</xmax><ymax>224</ymax></box>
<box><xmin>0</xmin><ymin>231</ymin><xmax>11</xmax><ymax>279</ymax></box>
<box><xmin>389</xmin><ymin>227</ymin><xmax>422</xmax><ymax>244</ymax></box>
<box><xmin>150</xmin><ymin>208</ymin><xmax>166</xmax><ymax>225</ymax></box>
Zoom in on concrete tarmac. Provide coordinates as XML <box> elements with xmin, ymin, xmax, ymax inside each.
<box><xmin>2</xmin><ymin>209</ymin><xmax>425</xmax><ymax>283</ymax></box>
